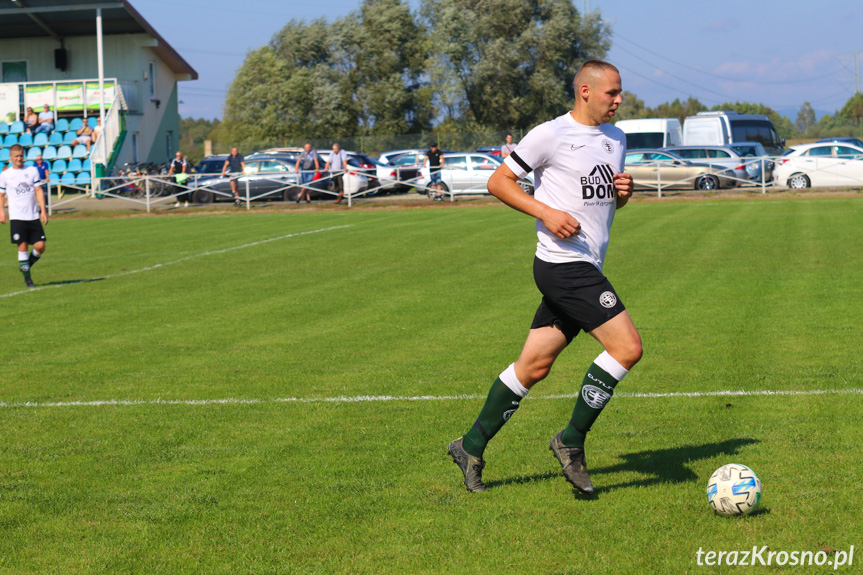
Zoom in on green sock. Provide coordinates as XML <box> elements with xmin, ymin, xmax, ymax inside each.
<box><xmin>28</xmin><ymin>250</ymin><xmax>41</xmax><ymax>267</ymax></box>
<box><xmin>462</xmin><ymin>376</ymin><xmax>524</xmax><ymax>458</ymax></box>
<box><xmin>560</xmin><ymin>362</ymin><xmax>620</xmax><ymax>448</ymax></box>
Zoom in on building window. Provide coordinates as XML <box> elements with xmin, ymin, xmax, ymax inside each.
<box><xmin>1</xmin><ymin>61</ymin><xmax>28</xmax><ymax>83</ymax></box>
<box><xmin>131</xmin><ymin>132</ymin><xmax>139</xmax><ymax>163</ymax></box>
<box><xmin>148</xmin><ymin>62</ymin><xmax>156</xmax><ymax>100</ymax></box>
<box><xmin>166</xmin><ymin>131</ymin><xmax>173</xmax><ymax>158</ymax></box>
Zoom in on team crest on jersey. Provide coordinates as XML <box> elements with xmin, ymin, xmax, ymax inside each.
<box><xmin>599</xmin><ymin>291</ymin><xmax>617</xmax><ymax>308</ymax></box>
<box><xmin>601</xmin><ymin>139</ymin><xmax>614</xmax><ymax>154</ymax></box>
<box><xmin>580</xmin><ymin>165</ymin><xmax>616</xmax><ymax>200</ymax></box>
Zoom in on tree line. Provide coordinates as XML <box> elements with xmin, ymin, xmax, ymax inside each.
<box><xmin>180</xmin><ymin>0</ymin><xmax>863</xmax><ymax>160</ymax></box>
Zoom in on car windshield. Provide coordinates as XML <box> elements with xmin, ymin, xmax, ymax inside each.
<box><xmin>196</xmin><ymin>159</ymin><xmax>225</xmax><ymax>174</ymax></box>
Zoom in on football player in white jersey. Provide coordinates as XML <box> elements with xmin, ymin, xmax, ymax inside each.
<box><xmin>0</xmin><ymin>144</ymin><xmax>48</xmax><ymax>288</ymax></box>
<box><xmin>448</xmin><ymin>61</ymin><xmax>641</xmax><ymax>495</ymax></box>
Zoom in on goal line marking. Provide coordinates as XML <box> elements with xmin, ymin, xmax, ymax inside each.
<box><xmin>0</xmin><ymin>225</ymin><xmax>352</xmax><ymax>299</ymax></box>
<box><xmin>2</xmin><ymin>388</ymin><xmax>861</xmax><ymax>409</ymax></box>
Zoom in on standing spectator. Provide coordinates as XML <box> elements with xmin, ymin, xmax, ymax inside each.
<box><xmin>294</xmin><ymin>143</ymin><xmax>320</xmax><ymax>204</ymax></box>
<box><xmin>501</xmin><ymin>134</ymin><xmax>517</xmax><ymax>158</ymax></box>
<box><xmin>0</xmin><ymin>145</ymin><xmax>48</xmax><ymax>288</ymax></box>
<box><xmin>325</xmin><ymin>143</ymin><xmax>348</xmax><ymax>204</ymax></box>
<box><xmin>23</xmin><ymin>107</ymin><xmax>38</xmax><ymax>133</ymax></box>
<box><xmin>423</xmin><ymin>142</ymin><xmax>445</xmax><ymax>201</ymax></box>
<box><xmin>169</xmin><ymin>151</ymin><xmax>189</xmax><ymax>208</ymax></box>
<box><xmin>33</xmin><ymin>154</ymin><xmax>50</xmax><ymax>212</ymax></box>
<box><xmin>92</xmin><ymin>117</ymin><xmax>103</xmax><ymax>143</ymax></box>
<box><xmin>221</xmin><ymin>147</ymin><xmax>246</xmax><ymax>206</ymax></box>
<box><xmin>35</xmin><ymin>104</ymin><xmax>54</xmax><ymax>135</ymax></box>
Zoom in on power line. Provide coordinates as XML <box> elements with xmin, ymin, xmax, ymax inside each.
<box><xmin>614</xmin><ymin>35</ymin><xmax>844</xmax><ymax>86</ymax></box>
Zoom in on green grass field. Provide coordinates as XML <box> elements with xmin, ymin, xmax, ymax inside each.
<box><xmin>1</xmin><ymin>195</ymin><xmax>861</xmax><ymax>574</ymax></box>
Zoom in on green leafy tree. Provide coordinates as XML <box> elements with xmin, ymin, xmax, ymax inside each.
<box><xmin>612</xmin><ymin>90</ymin><xmax>647</xmax><ymax>122</ymax></box>
<box><xmin>652</xmin><ymin>97</ymin><xmax>706</xmax><ymax>123</ymax></box>
<box><xmin>422</xmin><ymin>0</ymin><xmax>610</xmax><ymax>131</ymax></box>
<box><xmin>795</xmin><ymin>101</ymin><xmax>816</xmax><ymax>134</ymax></box>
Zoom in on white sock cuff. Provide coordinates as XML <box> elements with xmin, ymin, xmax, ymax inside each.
<box><xmin>595</xmin><ymin>351</ymin><xmax>629</xmax><ymax>382</ymax></box>
<box><xmin>499</xmin><ymin>363</ymin><xmax>529</xmax><ymax>398</ymax></box>
<box><xmin>31</xmin><ymin>249</ymin><xmax>41</xmax><ymax>257</ymax></box>
<box><xmin>17</xmin><ymin>251</ymin><xmax>29</xmax><ymax>262</ymax></box>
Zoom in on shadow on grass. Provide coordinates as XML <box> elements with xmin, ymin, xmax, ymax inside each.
<box><xmin>41</xmin><ymin>277</ymin><xmax>106</xmax><ymax>287</ymax></box>
<box><xmin>487</xmin><ymin>438</ymin><xmax>760</xmax><ymax>496</ymax></box>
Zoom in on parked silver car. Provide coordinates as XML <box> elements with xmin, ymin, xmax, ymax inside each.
<box><xmin>417</xmin><ymin>152</ymin><xmax>534</xmax><ymax>195</ymax></box>
<box><xmin>661</xmin><ymin>145</ymin><xmax>746</xmax><ymax>185</ymax></box>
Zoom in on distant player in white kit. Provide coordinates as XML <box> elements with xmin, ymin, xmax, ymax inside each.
<box><xmin>0</xmin><ymin>144</ymin><xmax>48</xmax><ymax>288</ymax></box>
<box><xmin>448</xmin><ymin>60</ymin><xmax>642</xmax><ymax>495</ymax></box>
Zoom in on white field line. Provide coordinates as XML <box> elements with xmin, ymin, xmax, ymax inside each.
<box><xmin>0</xmin><ymin>225</ymin><xmax>352</xmax><ymax>299</ymax></box>
<box><xmin>2</xmin><ymin>388</ymin><xmax>862</xmax><ymax>409</ymax></box>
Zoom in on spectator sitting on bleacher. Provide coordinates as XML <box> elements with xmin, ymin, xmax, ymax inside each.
<box><xmin>23</xmin><ymin>107</ymin><xmax>38</xmax><ymax>133</ymax></box>
<box><xmin>92</xmin><ymin>118</ymin><xmax>102</xmax><ymax>144</ymax></box>
<box><xmin>34</xmin><ymin>104</ymin><xmax>54</xmax><ymax>135</ymax></box>
<box><xmin>72</xmin><ymin>124</ymin><xmax>94</xmax><ymax>151</ymax></box>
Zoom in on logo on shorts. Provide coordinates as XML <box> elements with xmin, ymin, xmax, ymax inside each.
<box><xmin>582</xmin><ymin>385</ymin><xmax>611</xmax><ymax>409</ymax></box>
<box><xmin>599</xmin><ymin>291</ymin><xmax>617</xmax><ymax>308</ymax></box>
<box><xmin>601</xmin><ymin>139</ymin><xmax>614</xmax><ymax>154</ymax></box>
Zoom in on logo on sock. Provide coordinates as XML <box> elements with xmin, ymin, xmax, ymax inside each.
<box><xmin>582</xmin><ymin>385</ymin><xmax>612</xmax><ymax>409</ymax></box>
<box><xmin>503</xmin><ymin>408</ymin><xmax>517</xmax><ymax>422</ymax></box>
<box><xmin>599</xmin><ymin>291</ymin><xmax>617</xmax><ymax>308</ymax></box>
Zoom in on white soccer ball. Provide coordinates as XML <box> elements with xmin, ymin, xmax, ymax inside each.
<box><xmin>707</xmin><ymin>463</ymin><xmax>762</xmax><ymax>516</ymax></box>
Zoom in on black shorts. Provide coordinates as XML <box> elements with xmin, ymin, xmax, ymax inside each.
<box><xmin>10</xmin><ymin>219</ymin><xmax>46</xmax><ymax>245</ymax></box>
<box><xmin>531</xmin><ymin>258</ymin><xmax>626</xmax><ymax>342</ymax></box>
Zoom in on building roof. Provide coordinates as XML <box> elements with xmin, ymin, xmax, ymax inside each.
<box><xmin>0</xmin><ymin>0</ymin><xmax>198</xmax><ymax>80</ymax></box>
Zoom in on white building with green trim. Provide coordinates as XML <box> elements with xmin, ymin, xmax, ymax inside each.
<box><xmin>0</xmin><ymin>0</ymin><xmax>197</xmax><ymax>173</ymax></box>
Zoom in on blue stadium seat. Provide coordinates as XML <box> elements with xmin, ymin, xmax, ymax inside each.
<box><xmin>56</xmin><ymin>145</ymin><xmax>72</xmax><ymax>160</ymax></box>
<box><xmin>87</xmin><ymin>117</ymin><xmax>98</xmax><ymax>128</ymax></box>
<box><xmin>72</xmin><ymin>144</ymin><xmax>88</xmax><ymax>159</ymax></box>
<box><xmin>9</xmin><ymin>121</ymin><xmax>25</xmax><ymax>134</ymax></box>
<box><xmin>76</xmin><ymin>172</ymin><xmax>91</xmax><ymax>186</ymax></box>
<box><xmin>19</xmin><ymin>133</ymin><xmax>33</xmax><ymax>148</ymax></box>
<box><xmin>43</xmin><ymin>146</ymin><xmax>57</xmax><ymax>161</ymax></box>
<box><xmin>48</xmin><ymin>131</ymin><xmax>63</xmax><ymax>146</ymax></box>
<box><xmin>55</xmin><ymin>118</ymin><xmax>69</xmax><ymax>132</ymax></box>
<box><xmin>33</xmin><ymin>133</ymin><xmax>48</xmax><ymax>147</ymax></box>
<box><xmin>68</xmin><ymin>118</ymin><xmax>83</xmax><ymax>131</ymax></box>
<box><xmin>0</xmin><ymin>149</ymin><xmax>9</xmax><ymax>162</ymax></box>
<box><xmin>26</xmin><ymin>147</ymin><xmax>42</xmax><ymax>161</ymax></box>
<box><xmin>49</xmin><ymin>172</ymin><xmax>60</xmax><ymax>184</ymax></box>
<box><xmin>3</xmin><ymin>134</ymin><xmax>18</xmax><ymax>147</ymax></box>
<box><xmin>24</xmin><ymin>160</ymin><xmax>35</xmax><ymax>168</ymax></box>
<box><xmin>0</xmin><ymin>122</ymin><xmax>8</xmax><ymax>135</ymax></box>
<box><xmin>67</xmin><ymin>158</ymin><xmax>83</xmax><ymax>172</ymax></box>
<box><xmin>52</xmin><ymin>159</ymin><xmax>67</xmax><ymax>173</ymax></box>
<box><xmin>60</xmin><ymin>172</ymin><xmax>76</xmax><ymax>185</ymax></box>
<box><xmin>62</xmin><ymin>131</ymin><xmax>77</xmax><ymax>145</ymax></box>
<box><xmin>82</xmin><ymin>158</ymin><xmax>91</xmax><ymax>171</ymax></box>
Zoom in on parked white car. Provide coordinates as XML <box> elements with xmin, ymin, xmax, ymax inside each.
<box><xmin>417</xmin><ymin>152</ymin><xmax>534</xmax><ymax>196</ymax></box>
<box><xmin>774</xmin><ymin>142</ymin><xmax>863</xmax><ymax>189</ymax></box>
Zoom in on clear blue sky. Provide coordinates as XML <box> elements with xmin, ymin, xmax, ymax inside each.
<box><xmin>133</xmin><ymin>0</ymin><xmax>861</xmax><ymax>121</ymax></box>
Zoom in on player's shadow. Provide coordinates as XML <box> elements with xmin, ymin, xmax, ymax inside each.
<box><xmin>41</xmin><ymin>277</ymin><xmax>106</xmax><ymax>287</ymax></box>
<box><xmin>487</xmin><ymin>438</ymin><xmax>760</xmax><ymax>494</ymax></box>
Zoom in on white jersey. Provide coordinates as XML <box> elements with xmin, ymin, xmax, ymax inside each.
<box><xmin>0</xmin><ymin>166</ymin><xmax>42</xmax><ymax>221</ymax></box>
<box><xmin>504</xmin><ymin>112</ymin><xmax>626</xmax><ymax>271</ymax></box>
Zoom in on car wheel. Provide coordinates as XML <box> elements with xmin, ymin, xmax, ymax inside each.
<box><xmin>192</xmin><ymin>189</ymin><xmax>213</xmax><ymax>204</ymax></box>
<box><xmin>787</xmin><ymin>173</ymin><xmax>810</xmax><ymax>189</ymax></box>
<box><xmin>518</xmin><ymin>179</ymin><xmax>535</xmax><ymax>195</ymax></box>
<box><xmin>283</xmin><ymin>187</ymin><xmax>300</xmax><ymax>202</ymax></box>
<box><xmin>695</xmin><ymin>175</ymin><xmax>719</xmax><ymax>190</ymax></box>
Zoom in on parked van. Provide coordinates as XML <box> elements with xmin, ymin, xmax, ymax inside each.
<box><xmin>614</xmin><ymin>118</ymin><xmax>682</xmax><ymax>150</ymax></box>
<box><xmin>683</xmin><ymin>111</ymin><xmax>784</xmax><ymax>155</ymax></box>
